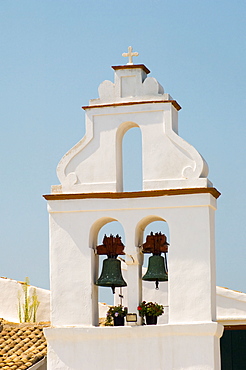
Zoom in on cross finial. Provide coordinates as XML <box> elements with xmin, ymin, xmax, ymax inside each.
<box><xmin>122</xmin><ymin>46</ymin><xmax>139</xmax><ymax>65</ymax></box>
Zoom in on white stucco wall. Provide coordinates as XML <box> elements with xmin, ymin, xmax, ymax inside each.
<box><xmin>0</xmin><ymin>276</ymin><xmax>109</xmax><ymax>324</ymax></box>
<box><xmin>47</xmin><ymin>192</ymin><xmax>218</xmax><ymax>327</ymax></box>
<box><xmin>45</xmin><ymin>63</ymin><xmax>222</xmax><ymax>369</ymax></box>
<box><xmin>45</xmin><ymin>323</ymin><xmax>223</xmax><ymax>370</ymax></box>
<box><xmin>0</xmin><ymin>277</ymin><xmax>50</xmax><ymax>323</ymax></box>
<box><xmin>2</xmin><ymin>276</ymin><xmax>245</xmax><ymax>326</ymax></box>
<box><xmin>44</xmin><ymin>187</ymin><xmax>245</xmax><ymax>370</ymax></box>
<box><xmin>115</xmin><ymin>278</ymin><xmax>246</xmax><ymax>326</ymax></box>
<box><xmin>54</xmin><ymin>65</ymin><xmax>210</xmax><ymax>194</ymax></box>
<box><xmin>217</xmin><ymin>286</ymin><xmax>246</xmax><ymax>325</ymax></box>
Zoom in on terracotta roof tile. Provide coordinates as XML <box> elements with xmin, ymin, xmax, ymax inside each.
<box><xmin>0</xmin><ymin>319</ymin><xmax>49</xmax><ymax>369</ymax></box>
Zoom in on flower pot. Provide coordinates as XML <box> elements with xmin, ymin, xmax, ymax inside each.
<box><xmin>113</xmin><ymin>316</ymin><xmax>125</xmax><ymax>326</ymax></box>
<box><xmin>145</xmin><ymin>315</ymin><xmax>157</xmax><ymax>325</ymax></box>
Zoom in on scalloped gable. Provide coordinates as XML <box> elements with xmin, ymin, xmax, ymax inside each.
<box><xmin>53</xmin><ymin>63</ymin><xmax>211</xmax><ymax>194</ymax></box>
<box><xmin>96</xmin><ymin>65</ymin><xmax>165</xmax><ymax>104</ymax></box>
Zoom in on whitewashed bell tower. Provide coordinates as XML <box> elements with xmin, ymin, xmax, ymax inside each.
<box><xmin>44</xmin><ymin>48</ymin><xmax>223</xmax><ymax>370</ymax></box>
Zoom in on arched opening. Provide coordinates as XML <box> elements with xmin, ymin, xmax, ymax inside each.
<box><xmin>123</xmin><ymin>127</ymin><xmax>142</xmax><ymax>191</ymax></box>
<box><xmin>116</xmin><ymin>122</ymin><xmax>142</xmax><ymax>192</ymax></box>
<box><xmin>97</xmin><ymin>221</ymin><xmax>126</xmax><ymax>306</ymax></box>
<box><xmin>136</xmin><ymin>216</ymin><xmax>170</xmax><ymax>324</ymax></box>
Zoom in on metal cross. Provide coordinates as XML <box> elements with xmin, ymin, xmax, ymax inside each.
<box><xmin>122</xmin><ymin>46</ymin><xmax>139</xmax><ymax>65</ymax></box>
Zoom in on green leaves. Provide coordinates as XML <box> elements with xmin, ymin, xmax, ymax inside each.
<box><xmin>105</xmin><ymin>305</ymin><xmax>128</xmax><ymax>325</ymax></box>
<box><xmin>137</xmin><ymin>301</ymin><xmax>164</xmax><ymax>317</ymax></box>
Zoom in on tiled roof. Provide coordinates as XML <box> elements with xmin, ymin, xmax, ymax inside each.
<box><xmin>0</xmin><ymin>319</ymin><xmax>49</xmax><ymax>369</ymax></box>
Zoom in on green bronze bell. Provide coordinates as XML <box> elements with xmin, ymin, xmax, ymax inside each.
<box><xmin>142</xmin><ymin>254</ymin><xmax>168</xmax><ymax>289</ymax></box>
<box><xmin>96</xmin><ymin>256</ymin><xmax>127</xmax><ymax>294</ymax></box>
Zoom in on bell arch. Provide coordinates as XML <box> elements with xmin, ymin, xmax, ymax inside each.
<box><xmin>89</xmin><ymin>217</ymin><xmax>118</xmax><ymax>248</ymax></box>
<box><xmin>135</xmin><ymin>215</ymin><xmax>169</xmax><ymax>268</ymax></box>
<box><xmin>116</xmin><ymin>121</ymin><xmax>142</xmax><ymax>192</ymax></box>
<box><xmin>90</xmin><ymin>217</ymin><xmax>126</xmax><ymax>306</ymax></box>
<box><xmin>135</xmin><ymin>215</ymin><xmax>169</xmax><ymax>245</ymax></box>
<box><xmin>135</xmin><ymin>215</ymin><xmax>169</xmax><ymax>323</ymax></box>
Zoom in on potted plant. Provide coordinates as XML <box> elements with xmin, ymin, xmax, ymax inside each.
<box><xmin>137</xmin><ymin>301</ymin><xmax>164</xmax><ymax>325</ymax></box>
<box><xmin>105</xmin><ymin>305</ymin><xmax>128</xmax><ymax>326</ymax></box>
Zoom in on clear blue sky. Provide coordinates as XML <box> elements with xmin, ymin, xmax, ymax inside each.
<box><xmin>1</xmin><ymin>1</ymin><xmax>246</xmax><ymax>298</ymax></box>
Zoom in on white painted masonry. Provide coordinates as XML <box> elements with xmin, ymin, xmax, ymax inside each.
<box><xmin>117</xmin><ymin>279</ymin><xmax>246</xmax><ymax>326</ymax></box>
<box><xmin>216</xmin><ymin>286</ymin><xmax>246</xmax><ymax>326</ymax></box>
<box><xmin>46</xmin><ymin>192</ymin><xmax>218</xmax><ymax>326</ymax></box>
<box><xmin>1</xmin><ymin>276</ymin><xmax>244</xmax><ymax>327</ymax></box>
<box><xmin>53</xmin><ymin>64</ymin><xmax>210</xmax><ymax>194</ymax></box>
<box><xmin>44</xmin><ymin>60</ymin><xmax>223</xmax><ymax>369</ymax></box>
<box><xmin>45</xmin><ymin>323</ymin><xmax>223</xmax><ymax>370</ymax></box>
<box><xmin>0</xmin><ymin>277</ymin><xmax>50</xmax><ymax>323</ymax></box>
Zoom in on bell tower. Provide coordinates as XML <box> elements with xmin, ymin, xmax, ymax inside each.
<box><xmin>44</xmin><ymin>48</ymin><xmax>223</xmax><ymax>370</ymax></box>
